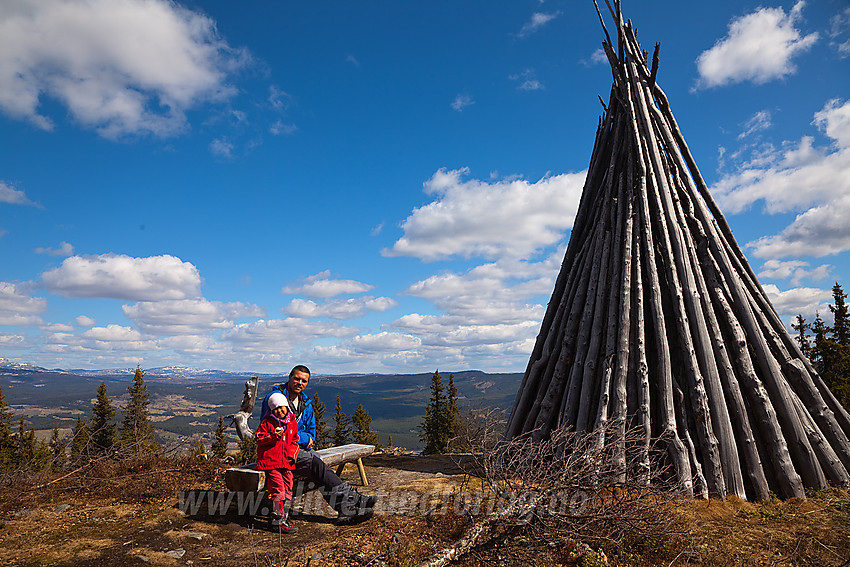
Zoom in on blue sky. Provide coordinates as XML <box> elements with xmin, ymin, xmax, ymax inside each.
<box><xmin>1</xmin><ymin>0</ymin><xmax>849</xmax><ymax>373</ymax></box>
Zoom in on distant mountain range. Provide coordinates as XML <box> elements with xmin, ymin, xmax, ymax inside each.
<box><xmin>0</xmin><ymin>358</ymin><xmax>288</xmax><ymax>382</ymax></box>
<box><xmin>0</xmin><ymin>358</ymin><xmax>523</xmax><ymax>449</ymax></box>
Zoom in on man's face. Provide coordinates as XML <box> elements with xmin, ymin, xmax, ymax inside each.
<box><xmin>287</xmin><ymin>370</ymin><xmax>310</xmax><ymax>396</ymax></box>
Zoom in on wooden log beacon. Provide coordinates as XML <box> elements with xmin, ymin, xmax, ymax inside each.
<box><xmin>506</xmin><ymin>0</ymin><xmax>850</xmax><ymax>501</ymax></box>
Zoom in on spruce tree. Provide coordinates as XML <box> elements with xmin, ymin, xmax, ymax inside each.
<box><xmin>15</xmin><ymin>416</ymin><xmax>35</xmax><ymax>468</ymax></box>
<box><xmin>89</xmin><ymin>381</ymin><xmax>116</xmax><ymax>457</ymax></box>
<box><xmin>237</xmin><ymin>434</ymin><xmax>257</xmax><ymax>465</ymax></box>
<box><xmin>421</xmin><ymin>370</ymin><xmax>446</xmax><ymax>454</ymax></box>
<box><xmin>446</xmin><ymin>373</ymin><xmax>461</xmax><ymax>445</ymax></box>
<box><xmin>119</xmin><ymin>365</ymin><xmax>158</xmax><ymax>456</ymax></box>
<box><xmin>792</xmin><ymin>314</ymin><xmax>812</xmax><ymax>358</ymax></box>
<box><xmin>332</xmin><ymin>395</ymin><xmax>351</xmax><ymax>446</ymax></box>
<box><xmin>49</xmin><ymin>426</ymin><xmax>66</xmax><ymax>471</ymax></box>
<box><xmin>830</xmin><ymin>283</ymin><xmax>849</xmax><ymax>346</ymax></box>
<box><xmin>351</xmin><ymin>404</ymin><xmax>380</xmax><ymax>448</ymax></box>
<box><xmin>420</xmin><ymin>370</ymin><xmax>462</xmax><ymax>454</ymax></box>
<box><xmin>70</xmin><ymin>414</ymin><xmax>90</xmax><ymax>465</ymax></box>
<box><xmin>0</xmin><ymin>385</ymin><xmax>13</xmax><ymax>469</ymax></box>
<box><xmin>211</xmin><ymin>416</ymin><xmax>228</xmax><ymax>459</ymax></box>
<box><xmin>312</xmin><ymin>392</ymin><xmax>329</xmax><ymax>449</ymax></box>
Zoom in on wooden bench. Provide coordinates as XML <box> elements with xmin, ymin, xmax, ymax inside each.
<box><xmin>224</xmin><ymin>443</ymin><xmax>376</xmax><ymax>492</ymax></box>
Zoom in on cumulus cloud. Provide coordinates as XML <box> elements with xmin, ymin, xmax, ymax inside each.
<box><xmin>35</xmin><ymin>241</ymin><xmax>74</xmax><ymax>257</ymax></box>
<box><xmin>518</xmin><ymin>12</ymin><xmax>560</xmax><ymax>37</ymax></box>
<box><xmin>384</xmin><ymin>168</ymin><xmax>584</xmax><ymax>261</ymax></box>
<box><xmin>281</xmin><ymin>270</ymin><xmax>374</xmax><ymax>298</ymax></box>
<box><xmin>123</xmin><ymin>299</ymin><xmax>264</xmax><ymax>335</ymax></box>
<box><xmin>757</xmin><ymin>259</ymin><xmax>831</xmax><ymax>285</ymax></box>
<box><xmin>42</xmin><ymin>254</ymin><xmax>202</xmax><ymax>300</ymax></box>
<box><xmin>75</xmin><ymin>315</ymin><xmax>96</xmax><ymax>327</ymax></box>
<box><xmin>0</xmin><ymin>182</ymin><xmax>39</xmax><ymax>206</ymax></box>
<box><xmin>451</xmin><ymin>94</ymin><xmax>474</xmax><ymax>112</ymax></box>
<box><xmin>0</xmin><ymin>282</ymin><xmax>46</xmax><ymax>325</ymax></box>
<box><xmin>222</xmin><ymin>318</ymin><xmax>356</xmax><ymax>353</ymax></box>
<box><xmin>696</xmin><ymin>2</ymin><xmax>817</xmax><ymax>88</ymax></box>
<box><xmin>270</xmin><ymin>121</ymin><xmax>298</xmax><ymax>136</ymax></box>
<box><xmin>45</xmin><ymin>324</ymin><xmax>157</xmax><ymax>353</ymax></box>
<box><xmin>712</xmin><ymin>99</ymin><xmax>850</xmax><ymax>258</ymax></box>
<box><xmin>283</xmin><ymin>296</ymin><xmax>397</xmax><ymax>320</ymax></box>
<box><xmin>762</xmin><ymin>284</ymin><xmax>833</xmax><ymax>324</ymax></box>
<box><xmin>0</xmin><ymin>0</ymin><xmax>247</xmax><ymax>138</ymax></box>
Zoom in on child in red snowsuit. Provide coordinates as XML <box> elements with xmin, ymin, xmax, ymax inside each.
<box><xmin>256</xmin><ymin>392</ymin><xmax>300</xmax><ymax>532</ymax></box>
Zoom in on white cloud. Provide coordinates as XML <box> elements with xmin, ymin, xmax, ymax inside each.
<box><xmin>738</xmin><ymin>111</ymin><xmax>772</xmax><ymax>140</ymax></box>
<box><xmin>384</xmin><ymin>168</ymin><xmax>585</xmax><ymax>261</ymax></box>
<box><xmin>222</xmin><ymin>318</ymin><xmax>356</xmax><ymax>353</ymax></box>
<box><xmin>209</xmin><ymin>137</ymin><xmax>234</xmax><ymax>158</ymax></box>
<box><xmin>0</xmin><ymin>0</ymin><xmax>246</xmax><ymax>138</ymax></box>
<box><xmin>345</xmin><ymin>54</ymin><xmax>360</xmax><ymax>68</ymax></box>
<box><xmin>509</xmin><ymin>69</ymin><xmax>544</xmax><ymax>91</ymax></box>
<box><xmin>451</xmin><ymin>94</ymin><xmax>474</xmax><ymax>112</ymax></box>
<box><xmin>281</xmin><ymin>270</ymin><xmax>374</xmax><ymax>298</ymax></box>
<box><xmin>712</xmin><ymin>99</ymin><xmax>850</xmax><ymax>258</ymax></box>
<box><xmin>757</xmin><ymin>259</ymin><xmax>831</xmax><ymax>285</ymax></box>
<box><xmin>75</xmin><ymin>315</ymin><xmax>96</xmax><ymax>327</ymax></box>
<box><xmin>43</xmin><ymin>322</ymin><xmax>74</xmax><ymax>332</ymax></box>
<box><xmin>35</xmin><ymin>241</ymin><xmax>74</xmax><ymax>257</ymax></box>
<box><xmin>283</xmin><ymin>296</ymin><xmax>397</xmax><ymax>319</ymax></box>
<box><xmin>0</xmin><ymin>282</ymin><xmax>46</xmax><ymax>326</ymax></box>
<box><xmin>123</xmin><ymin>299</ymin><xmax>264</xmax><ymax>335</ymax></box>
<box><xmin>828</xmin><ymin>7</ymin><xmax>850</xmax><ymax>57</ymax></box>
<box><xmin>0</xmin><ymin>181</ymin><xmax>39</xmax><ymax>206</ymax></box>
<box><xmin>42</xmin><ymin>254</ymin><xmax>201</xmax><ymax>300</ymax></box>
<box><xmin>518</xmin><ymin>12</ymin><xmax>560</xmax><ymax>38</ymax></box>
<box><xmin>45</xmin><ymin>324</ymin><xmax>156</xmax><ymax>353</ymax></box>
<box><xmin>270</xmin><ymin>121</ymin><xmax>298</xmax><ymax>136</ymax></box>
<box><xmin>696</xmin><ymin>2</ymin><xmax>818</xmax><ymax>88</ymax></box>
<box><xmin>762</xmin><ymin>284</ymin><xmax>833</xmax><ymax>324</ymax></box>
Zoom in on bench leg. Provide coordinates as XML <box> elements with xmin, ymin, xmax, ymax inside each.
<box><xmin>356</xmin><ymin>457</ymin><xmax>368</xmax><ymax>486</ymax></box>
<box><xmin>335</xmin><ymin>463</ymin><xmax>345</xmax><ymax>477</ymax></box>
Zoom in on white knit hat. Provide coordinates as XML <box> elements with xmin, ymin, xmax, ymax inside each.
<box><xmin>267</xmin><ymin>392</ymin><xmax>287</xmax><ymax>412</ymax></box>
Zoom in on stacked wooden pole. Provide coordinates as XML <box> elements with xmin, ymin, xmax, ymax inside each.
<box><xmin>506</xmin><ymin>1</ymin><xmax>850</xmax><ymax>500</ymax></box>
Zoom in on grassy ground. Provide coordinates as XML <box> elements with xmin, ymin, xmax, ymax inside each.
<box><xmin>1</xmin><ymin>454</ymin><xmax>848</xmax><ymax>566</ymax></box>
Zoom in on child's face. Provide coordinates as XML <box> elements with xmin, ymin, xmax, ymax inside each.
<box><xmin>273</xmin><ymin>405</ymin><xmax>288</xmax><ymax>419</ymax></box>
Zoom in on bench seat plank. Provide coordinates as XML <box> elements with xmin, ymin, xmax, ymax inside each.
<box><xmin>224</xmin><ymin>443</ymin><xmax>375</xmax><ymax>492</ymax></box>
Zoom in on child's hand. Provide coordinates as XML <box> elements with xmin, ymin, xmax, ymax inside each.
<box><xmin>274</xmin><ymin>426</ymin><xmax>284</xmax><ymax>437</ymax></box>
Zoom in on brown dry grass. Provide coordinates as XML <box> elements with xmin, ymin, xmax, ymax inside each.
<box><xmin>0</xmin><ymin>454</ymin><xmax>848</xmax><ymax>566</ymax></box>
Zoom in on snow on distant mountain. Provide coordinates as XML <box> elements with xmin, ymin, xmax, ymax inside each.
<box><xmin>1</xmin><ymin>359</ymin><xmax>289</xmax><ymax>382</ymax></box>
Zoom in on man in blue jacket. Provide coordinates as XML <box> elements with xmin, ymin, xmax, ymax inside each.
<box><xmin>260</xmin><ymin>365</ymin><xmax>376</xmax><ymax>521</ymax></box>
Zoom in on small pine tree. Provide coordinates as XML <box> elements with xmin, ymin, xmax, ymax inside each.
<box><xmin>332</xmin><ymin>395</ymin><xmax>351</xmax><ymax>446</ymax></box>
<box><xmin>190</xmin><ymin>439</ymin><xmax>207</xmax><ymax>458</ymax></box>
<box><xmin>312</xmin><ymin>393</ymin><xmax>329</xmax><ymax>449</ymax></box>
<box><xmin>70</xmin><ymin>414</ymin><xmax>90</xmax><ymax>465</ymax></box>
<box><xmin>89</xmin><ymin>382</ymin><xmax>116</xmax><ymax>457</ymax></box>
<box><xmin>15</xmin><ymin>416</ymin><xmax>35</xmax><ymax>468</ymax></box>
<box><xmin>420</xmin><ymin>370</ymin><xmax>446</xmax><ymax>454</ymax></box>
<box><xmin>446</xmin><ymin>373</ymin><xmax>461</xmax><ymax>445</ymax></box>
<box><xmin>351</xmin><ymin>404</ymin><xmax>381</xmax><ymax>448</ymax></box>
<box><xmin>387</xmin><ymin>434</ymin><xmax>394</xmax><ymax>448</ymax></box>
<box><xmin>119</xmin><ymin>365</ymin><xmax>158</xmax><ymax>456</ymax></box>
<box><xmin>811</xmin><ymin>312</ymin><xmax>829</xmax><ymax>373</ymax></box>
<box><xmin>49</xmin><ymin>426</ymin><xmax>66</xmax><ymax>471</ymax></box>
<box><xmin>792</xmin><ymin>314</ymin><xmax>811</xmax><ymax>358</ymax></box>
<box><xmin>211</xmin><ymin>416</ymin><xmax>228</xmax><ymax>459</ymax></box>
<box><xmin>0</xmin><ymin>385</ymin><xmax>13</xmax><ymax>469</ymax></box>
<box><xmin>237</xmin><ymin>434</ymin><xmax>257</xmax><ymax>465</ymax></box>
